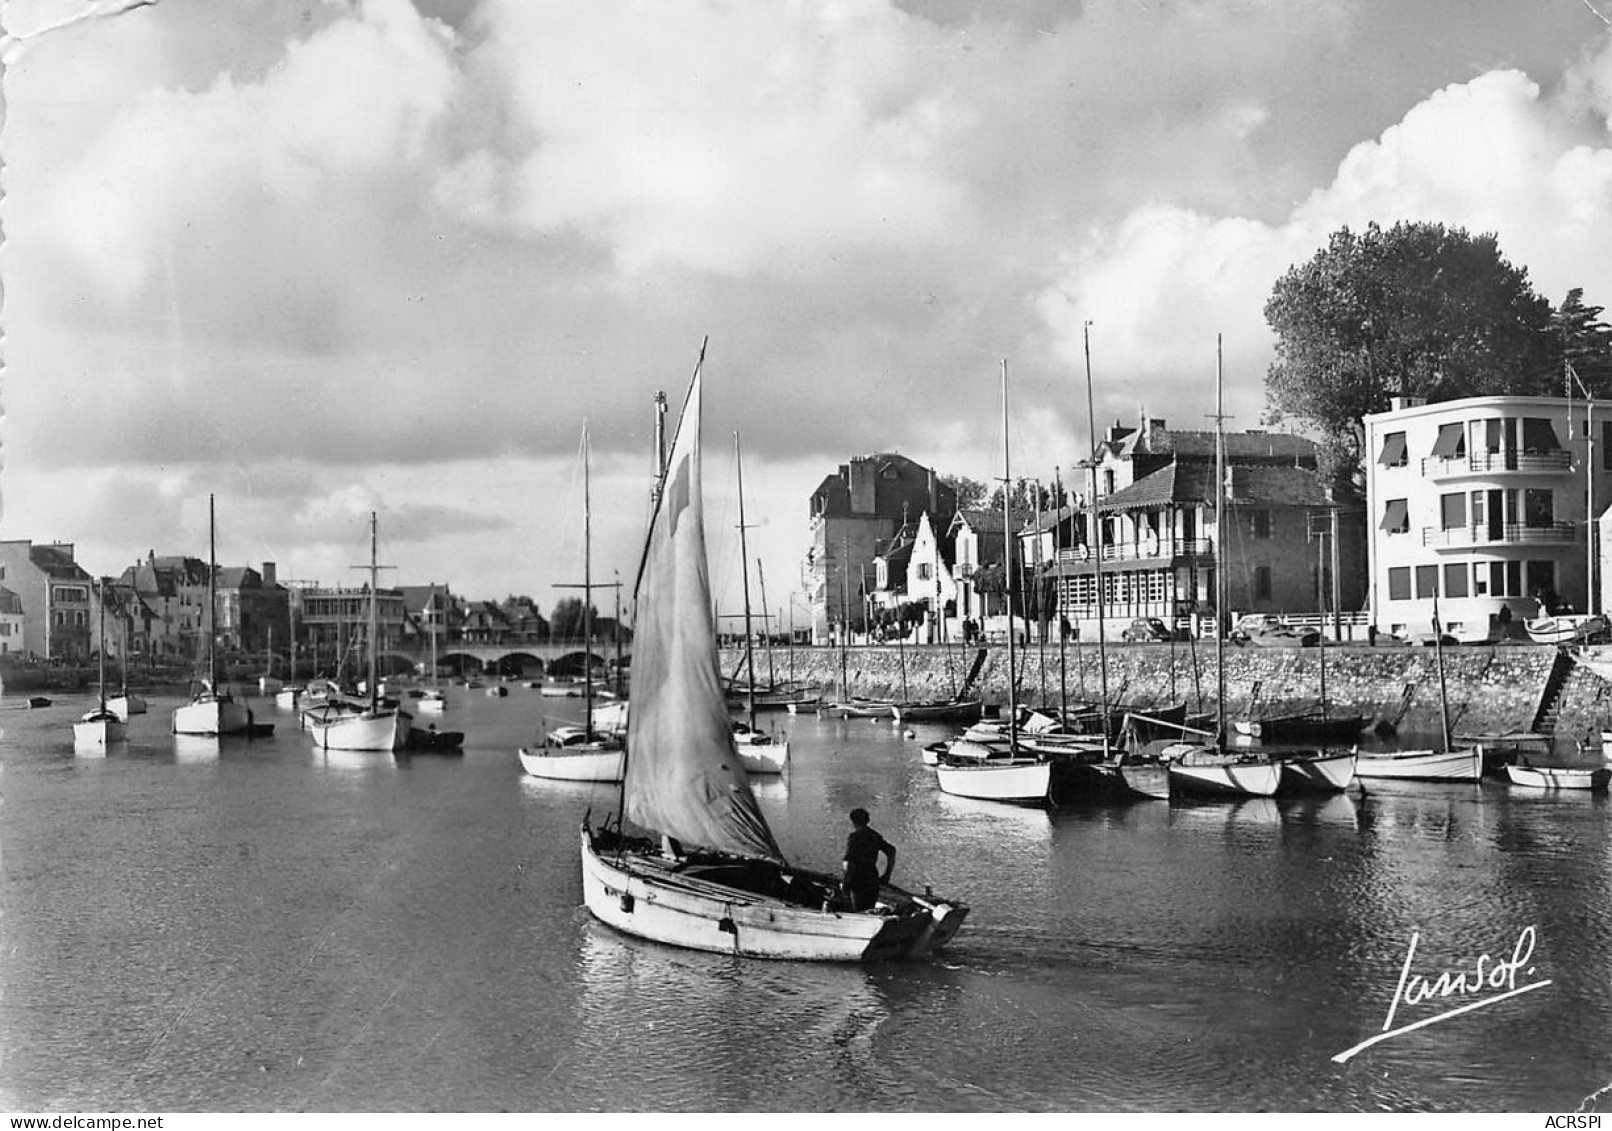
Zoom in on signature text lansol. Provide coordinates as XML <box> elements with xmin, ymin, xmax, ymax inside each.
<box><xmin>1332</xmin><ymin>926</ymin><xmax>1553</xmax><ymax>1064</ymax></box>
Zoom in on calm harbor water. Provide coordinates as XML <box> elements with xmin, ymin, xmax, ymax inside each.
<box><xmin>2</xmin><ymin>685</ymin><xmax>1611</xmax><ymax>1112</ymax></box>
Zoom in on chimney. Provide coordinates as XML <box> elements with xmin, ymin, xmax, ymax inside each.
<box><xmin>262</xmin><ymin>561</ymin><xmax>277</xmax><ymax>587</ymax></box>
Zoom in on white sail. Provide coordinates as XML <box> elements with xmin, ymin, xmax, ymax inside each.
<box><xmin>623</xmin><ymin>365</ymin><xmax>781</xmax><ymax>860</ymax></box>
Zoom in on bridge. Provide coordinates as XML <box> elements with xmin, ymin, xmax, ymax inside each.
<box><xmin>372</xmin><ymin>638</ymin><xmax>631</xmax><ymax>677</ymax></box>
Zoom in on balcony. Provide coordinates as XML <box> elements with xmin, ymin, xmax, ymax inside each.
<box><xmin>1421</xmin><ymin>522</ymin><xmax>1579</xmax><ymax>548</ymax></box>
<box><xmin>1053</xmin><ymin>538</ymin><xmax>1212</xmax><ymax>566</ymax></box>
<box><xmin>1420</xmin><ymin>450</ymin><xmax>1575</xmax><ymax>478</ymax></box>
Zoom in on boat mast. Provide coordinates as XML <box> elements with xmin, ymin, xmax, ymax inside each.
<box><xmin>1083</xmin><ymin>324</ymin><xmax>1111</xmax><ymax>754</ymax></box>
<box><xmin>1054</xmin><ymin>466</ymin><xmax>1069</xmax><ymax>722</ymax></box>
<box><xmin>367</xmin><ymin>511</ymin><xmax>380</xmax><ymax>712</ymax></box>
<box><xmin>1433</xmin><ymin>591</ymin><xmax>1453</xmax><ymax>754</ymax></box>
<box><xmin>1214</xmin><ymin>336</ymin><xmax>1228</xmax><ymax>747</ymax></box>
<box><xmin>584</xmin><ymin>424</ymin><xmax>595</xmax><ymax>739</ymax></box>
<box><xmin>95</xmin><ymin>578</ymin><xmax>107</xmax><ymax>712</ymax></box>
<box><xmin>735</xmin><ymin>431</ymin><xmax>757</xmax><ymax>730</ymax></box>
<box><xmin>1002</xmin><ymin>360</ymin><xmax>1018</xmax><ymax>753</ymax></box>
<box><xmin>755</xmin><ymin>559</ymin><xmax>777</xmax><ymax>690</ymax></box>
<box><xmin>207</xmin><ymin>493</ymin><xmax>217</xmax><ymax>691</ymax></box>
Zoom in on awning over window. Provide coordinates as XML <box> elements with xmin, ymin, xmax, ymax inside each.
<box><xmin>1380</xmin><ymin>498</ymin><xmax>1409</xmax><ymax>531</ymax></box>
<box><xmin>1431</xmin><ymin>422</ymin><xmax>1466</xmax><ymax>459</ymax></box>
<box><xmin>1377</xmin><ymin>432</ymin><xmax>1407</xmax><ymax>466</ymax></box>
<box><xmin>1522</xmin><ymin>418</ymin><xmax>1560</xmax><ymax>451</ymax></box>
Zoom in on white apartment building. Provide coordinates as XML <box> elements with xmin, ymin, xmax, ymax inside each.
<box><xmin>1364</xmin><ymin>394</ymin><xmax>1606</xmax><ymax>642</ymax></box>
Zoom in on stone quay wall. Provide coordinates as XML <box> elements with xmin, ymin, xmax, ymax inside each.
<box><xmin>725</xmin><ymin>643</ymin><xmax>1612</xmax><ymax>739</ymax></box>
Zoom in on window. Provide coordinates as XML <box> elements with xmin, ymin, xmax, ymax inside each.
<box><xmin>1471</xmin><ymin>491</ymin><xmax>1486</xmax><ymax>527</ymax></box>
<box><xmin>1381</xmin><ymin>499</ymin><xmax>1409</xmax><ymax>534</ymax></box>
<box><xmin>1473</xmin><ymin>562</ymin><xmax>1489</xmax><ymax>596</ymax></box>
<box><xmin>1253</xmin><ymin>565</ymin><xmax>1272</xmax><ymax>599</ymax></box>
<box><xmin>1415</xmin><ymin>565</ymin><xmax>1439</xmax><ymax>598</ymax></box>
<box><xmin>1431</xmin><ymin>422</ymin><xmax>1467</xmax><ymax>460</ymax></box>
<box><xmin>1443</xmin><ymin>563</ymin><xmax>1469</xmax><ymax>598</ymax></box>
<box><xmin>1526</xmin><ymin>560</ymin><xmax>1555</xmax><ymax>603</ymax></box>
<box><xmin>1248</xmin><ymin>510</ymin><xmax>1272</xmax><ymax>539</ymax></box>
<box><xmin>1388</xmin><ymin>567</ymin><xmax>1412</xmax><ymax>601</ymax></box>
<box><xmin>1378</xmin><ymin>431</ymin><xmax>1408</xmax><ymax>467</ymax></box>
<box><xmin>1523</xmin><ymin>489</ymin><xmax>1553</xmax><ymax>528</ymax></box>
<box><xmin>1102</xmin><ymin>468</ymin><xmax>1116</xmax><ymax>495</ymax></box>
<box><xmin>1440</xmin><ymin>494</ymin><xmax>1467</xmax><ymax>530</ymax></box>
<box><xmin>916</xmin><ymin>563</ymin><xmax>932</xmax><ymax>582</ymax></box>
<box><xmin>1522</xmin><ymin>418</ymin><xmax>1561</xmax><ymax>452</ymax></box>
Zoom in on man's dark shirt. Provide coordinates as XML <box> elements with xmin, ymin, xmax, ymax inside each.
<box><xmin>844</xmin><ymin>825</ymin><xmax>892</xmax><ymax>883</ymax></box>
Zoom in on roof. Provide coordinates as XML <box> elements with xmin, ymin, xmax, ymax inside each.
<box><xmin>1097</xmin><ymin>463</ymin><xmax>1331</xmax><ymax>511</ymax></box>
<box><xmin>0</xmin><ymin>586</ymin><xmax>21</xmax><ymax>615</ymax></box>
<box><xmin>1137</xmin><ymin>428</ymin><xmax>1318</xmax><ymax>463</ymax></box>
<box><xmin>29</xmin><ymin>544</ymin><xmax>91</xmax><ymax>582</ymax></box>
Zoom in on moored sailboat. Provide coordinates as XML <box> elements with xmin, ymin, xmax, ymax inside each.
<box><xmin>172</xmin><ymin>495</ymin><xmax>253</xmax><ymax>737</ymax></box>
<box><xmin>520</xmin><ymin>423</ymin><xmax>626</xmax><ymax>783</ymax></box>
<box><xmin>580</xmin><ymin>347</ymin><xmax>967</xmax><ymax>961</ymax></box>
<box><xmin>934</xmin><ymin>361</ymin><xmax>1052</xmax><ymax>805</ymax></box>
<box><xmin>74</xmin><ymin>579</ymin><xmax>127</xmax><ymax>748</ymax></box>
<box><xmin>304</xmin><ymin>513</ymin><xmax>410</xmax><ymax>752</ymax></box>
<box><xmin>106</xmin><ymin>590</ymin><xmax>146</xmax><ymax>722</ymax></box>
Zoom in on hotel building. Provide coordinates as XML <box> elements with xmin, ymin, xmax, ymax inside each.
<box><xmin>1363</xmin><ymin>394</ymin><xmax>1604</xmax><ymax>641</ymax></box>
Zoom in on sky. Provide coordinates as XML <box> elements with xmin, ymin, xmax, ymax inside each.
<box><xmin>7</xmin><ymin>0</ymin><xmax>1612</xmax><ymax>631</ymax></box>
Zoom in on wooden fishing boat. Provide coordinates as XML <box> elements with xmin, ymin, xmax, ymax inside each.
<box><xmin>1525</xmin><ymin>613</ymin><xmax>1609</xmax><ymax>646</ymax></box>
<box><xmin>1276</xmin><ymin>749</ymin><xmax>1357</xmax><ymax>794</ymax></box>
<box><xmin>581</xmin><ymin>354</ymin><xmax>965</xmax><ymax>961</ymax></box>
<box><xmin>1504</xmin><ymin>762</ymin><xmax>1610</xmax><ymax>791</ymax></box>
<box><xmin>1235</xmin><ymin>711</ymin><xmax>1368</xmax><ymax>742</ymax></box>
<box><xmin>1354</xmin><ymin>746</ymin><xmax>1481</xmax><ymax>782</ymax></box>
<box><xmin>891</xmin><ymin>697</ymin><xmax>984</xmax><ymax>723</ymax></box>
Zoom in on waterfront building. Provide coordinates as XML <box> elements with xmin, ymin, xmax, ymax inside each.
<box><xmin>1363</xmin><ymin>394</ymin><xmax>1605</xmax><ymax>642</ymax></box>
<box><xmin>0</xmin><ymin>541</ymin><xmax>95</xmax><ymax>660</ymax></box>
<box><xmin>1038</xmin><ymin>416</ymin><xmax>1365</xmax><ymax>638</ymax></box>
<box><xmin>948</xmin><ymin>508</ymin><xmax>1013</xmax><ymax>633</ymax></box>
<box><xmin>215</xmin><ymin>562</ymin><xmax>288</xmax><ymax>656</ymax></box>
<box><xmin>803</xmin><ymin>453</ymin><xmax>957</xmax><ymax>644</ymax></box>
<box><xmin>122</xmin><ymin>554</ymin><xmax>208</xmax><ymax>661</ymax></box>
<box><xmin>0</xmin><ymin>586</ymin><xmax>24</xmax><ymax>655</ymax></box>
<box><xmin>299</xmin><ymin>584</ymin><xmax>409</xmax><ymax>674</ymax></box>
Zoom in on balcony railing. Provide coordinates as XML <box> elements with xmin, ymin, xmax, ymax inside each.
<box><xmin>1421</xmin><ymin>522</ymin><xmax>1578</xmax><ymax>548</ymax></box>
<box><xmin>1053</xmin><ymin>538</ymin><xmax>1212</xmax><ymax>565</ymax></box>
<box><xmin>1420</xmin><ymin>450</ymin><xmax>1574</xmax><ymax>477</ymax></box>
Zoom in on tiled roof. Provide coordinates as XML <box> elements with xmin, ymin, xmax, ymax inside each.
<box><xmin>1140</xmin><ymin>429</ymin><xmax>1318</xmax><ymax>462</ymax></box>
<box><xmin>1097</xmin><ymin>463</ymin><xmax>1330</xmax><ymax>511</ymax></box>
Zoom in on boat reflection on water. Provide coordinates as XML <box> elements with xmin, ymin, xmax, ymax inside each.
<box><xmin>571</xmin><ymin>922</ymin><xmax>905</xmax><ymax>1110</ymax></box>
<box><xmin>312</xmin><ymin>747</ymin><xmax>401</xmax><ymax>774</ymax></box>
<box><xmin>1168</xmin><ymin>797</ymin><xmax>1283</xmax><ymax>828</ymax></box>
<box><xmin>171</xmin><ymin>734</ymin><xmax>220</xmax><ymax>763</ymax></box>
<box><xmin>932</xmin><ymin>790</ymin><xmax>1053</xmax><ymax>844</ymax></box>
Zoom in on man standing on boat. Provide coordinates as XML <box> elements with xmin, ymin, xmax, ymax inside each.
<box><xmin>843</xmin><ymin>808</ymin><xmax>896</xmax><ymax>912</ymax></box>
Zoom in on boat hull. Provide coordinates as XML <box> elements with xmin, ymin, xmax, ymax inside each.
<box><xmin>172</xmin><ymin>695</ymin><xmax>252</xmax><ymax>736</ymax></box>
<box><xmin>1355</xmin><ymin>747</ymin><xmax>1481</xmax><ymax>782</ymax></box>
<box><xmin>734</xmin><ymin>737</ymin><xmax>788</xmax><ymax>775</ymax></box>
<box><xmin>891</xmin><ymin>699</ymin><xmax>984</xmax><ymax>723</ymax></box>
<box><xmin>1277</xmin><ymin>751</ymin><xmax>1358</xmax><ymax>794</ymax></box>
<box><xmin>1505</xmin><ymin>763</ymin><xmax>1611</xmax><ymax>791</ymax></box>
<box><xmin>1167</xmin><ymin>755</ymin><xmax>1282</xmax><ymax>798</ymax></box>
<box><xmin>580</xmin><ymin>826</ymin><xmax>967</xmax><ymax>963</ymax></box>
<box><xmin>934</xmin><ymin>757</ymin><xmax>1051</xmax><ymax>803</ymax></box>
<box><xmin>519</xmin><ymin>744</ymin><xmax>625</xmax><ymax>782</ymax></box>
<box><xmin>274</xmin><ymin>687</ymin><xmax>303</xmax><ymax>711</ymax></box>
<box><xmin>74</xmin><ymin>710</ymin><xmax>127</xmax><ymax>747</ymax></box>
<box><xmin>415</xmin><ymin>692</ymin><xmax>447</xmax><ymax>715</ymax></box>
<box><xmin>307</xmin><ymin>708</ymin><xmax>410</xmax><ymax>752</ymax></box>
<box><xmin>106</xmin><ymin>694</ymin><xmax>146</xmax><ymax>721</ymax></box>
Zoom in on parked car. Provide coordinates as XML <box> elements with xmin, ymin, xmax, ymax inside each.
<box><xmin>1229</xmin><ymin>613</ymin><xmax>1320</xmax><ymax>648</ymax></box>
<box><xmin>1121</xmin><ymin>617</ymin><xmax>1175</xmax><ymax>643</ymax></box>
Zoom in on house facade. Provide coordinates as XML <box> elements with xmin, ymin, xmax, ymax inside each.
<box><xmin>1040</xmin><ymin>417</ymin><xmax>1365</xmax><ymax>637</ymax></box>
<box><xmin>0</xmin><ymin>541</ymin><xmax>95</xmax><ymax>660</ymax></box>
<box><xmin>0</xmin><ymin>587</ymin><xmax>24</xmax><ymax>655</ymax></box>
<box><xmin>1363</xmin><ymin>394</ymin><xmax>1604</xmax><ymax>642</ymax></box>
<box><xmin>802</xmin><ymin>453</ymin><xmax>957</xmax><ymax>644</ymax></box>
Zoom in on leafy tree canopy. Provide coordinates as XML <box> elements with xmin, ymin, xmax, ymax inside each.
<box><xmin>941</xmin><ymin>474</ymin><xmax>989</xmax><ymax>511</ymax></box>
<box><xmin>1263</xmin><ymin>220</ymin><xmax>1576</xmax><ymax>482</ymax></box>
<box><xmin>548</xmin><ymin>596</ymin><xmax>598</xmax><ymax>639</ymax></box>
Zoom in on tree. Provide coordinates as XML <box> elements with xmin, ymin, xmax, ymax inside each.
<box><xmin>942</xmin><ymin>474</ymin><xmax>989</xmax><ymax>511</ymax></box>
<box><xmin>1553</xmin><ymin>288</ymin><xmax>1612</xmax><ymax>393</ymax></box>
<box><xmin>1263</xmin><ymin>221</ymin><xmax>1559</xmax><ymax>484</ymax></box>
<box><xmin>548</xmin><ymin>597</ymin><xmax>597</xmax><ymax>640</ymax></box>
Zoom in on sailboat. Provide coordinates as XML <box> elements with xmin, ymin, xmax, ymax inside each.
<box><xmin>416</xmin><ymin>600</ymin><xmax>447</xmax><ymax>716</ymax></box>
<box><xmin>1161</xmin><ymin>340</ymin><xmax>1338</xmax><ymax>798</ymax></box>
<box><xmin>729</xmin><ymin>431</ymin><xmax>789</xmax><ymax>775</ymax></box>
<box><xmin>74</xmin><ymin>579</ymin><xmax>127</xmax><ymax>748</ymax></box>
<box><xmin>934</xmin><ymin>361</ymin><xmax>1056</xmax><ymax>805</ymax></box>
<box><xmin>106</xmin><ymin>589</ymin><xmax>147</xmax><ymax>721</ymax></box>
<box><xmin>580</xmin><ymin>348</ymin><xmax>967</xmax><ymax>961</ymax></box>
<box><xmin>172</xmin><ymin>495</ymin><xmax>254</xmax><ymax>736</ymax></box>
<box><xmin>1356</xmin><ymin>593</ymin><xmax>1481</xmax><ymax>782</ymax></box>
<box><xmin>275</xmin><ymin>589</ymin><xmax>305</xmax><ymax>710</ymax></box>
<box><xmin>304</xmin><ymin>513</ymin><xmax>411</xmax><ymax>752</ymax></box>
<box><xmin>520</xmin><ymin>423</ymin><xmax>626</xmax><ymax>783</ymax></box>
